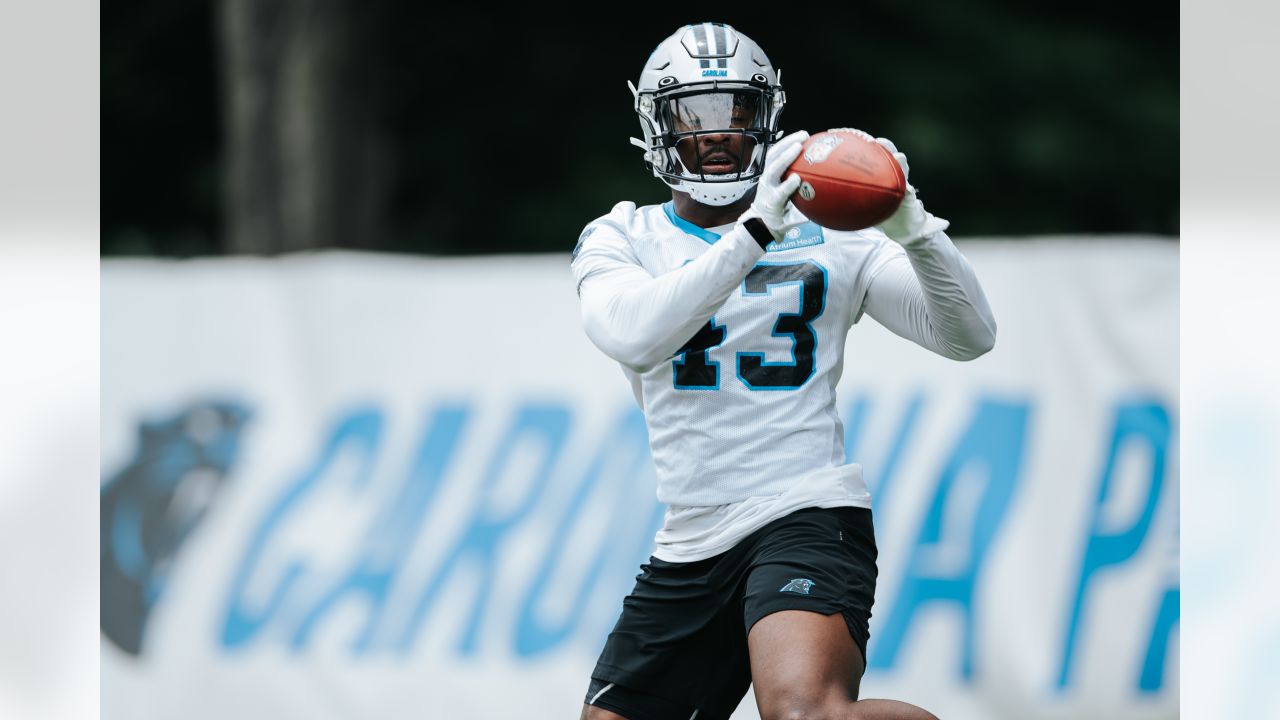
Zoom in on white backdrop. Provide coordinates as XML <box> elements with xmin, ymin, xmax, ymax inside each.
<box><xmin>101</xmin><ymin>239</ymin><xmax>1177</xmax><ymax>719</ymax></box>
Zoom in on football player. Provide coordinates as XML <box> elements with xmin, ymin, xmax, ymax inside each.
<box><xmin>572</xmin><ymin>22</ymin><xmax>996</xmax><ymax>720</ymax></box>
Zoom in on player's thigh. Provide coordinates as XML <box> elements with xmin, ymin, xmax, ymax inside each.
<box><xmin>748</xmin><ymin>609</ymin><xmax>864</xmax><ymax>719</ymax></box>
<box><xmin>741</xmin><ymin>507</ymin><xmax>878</xmax><ymax>717</ymax></box>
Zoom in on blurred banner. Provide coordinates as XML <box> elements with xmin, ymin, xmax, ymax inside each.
<box><xmin>101</xmin><ymin>241</ymin><xmax>1177</xmax><ymax>720</ymax></box>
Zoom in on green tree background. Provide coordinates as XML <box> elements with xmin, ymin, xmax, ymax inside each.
<box><xmin>103</xmin><ymin>3</ymin><xmax>1177</xmax><ymax>256</ymax></box>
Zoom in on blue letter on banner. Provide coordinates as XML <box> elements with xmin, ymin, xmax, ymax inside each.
<box><xmin>289</xmin><ymin>404</ymin><xmax>469</xmax><ymax>652</ymax></box>
<box><xmin>1057</xmin><ymin>400</ymin><xmax>1172</xmax><ymax>689</ymax></box>
<box><xmin>869</xmin><ymin>398</ymin><xmax>1030</xmax><ymax>680</ymax></box>
<box><xmin>221</xmin><ymin>409</ymin><xmax>383</xmax><ymax>648</ymax></box>
<box><xmin>514</xmin><ymin>408</ymin><xmax>659</xmax><ymax>657</ymax></box>
<box><xmin>397</xmin><ymin>403</ymin><xmax>570</xmax><ymax>655</ymax></box>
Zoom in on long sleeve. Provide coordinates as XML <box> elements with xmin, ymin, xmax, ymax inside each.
<box><xmin>861</xmin><ymin>230</ymin><xmax>997</xmax><ymax>361</ymax></box>
<box><xmin>574</xmin><ymin>223</ymin><xmax>765</xmax><ymax>373</ymax></box>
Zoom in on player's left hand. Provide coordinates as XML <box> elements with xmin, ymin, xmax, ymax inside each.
<box><xmin>741</xmin><ymin>130</ymin><xmax>811</xmax><ymax>240</ymax></box>
<box><xmin>869</xmin><ymin>136</ymin><xmax>950</xmax><ymax>245</ymax></box>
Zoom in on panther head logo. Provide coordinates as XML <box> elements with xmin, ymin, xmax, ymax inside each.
<box><xmin>100</xmin><ymin>400</ymin><xmax>251</xmax><ymax>656</ymax></box>
<box><xmin>779</xmin><ymin>578</ymin><xmax>816</xmax><ymax>595</ymax></box>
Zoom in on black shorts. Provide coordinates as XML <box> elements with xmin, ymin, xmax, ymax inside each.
<box><xmin>585</xmin><ymin>506</ymin><xmax>877</xmax><ymax>720</ymax></box>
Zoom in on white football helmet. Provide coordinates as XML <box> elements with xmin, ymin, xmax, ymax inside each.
<box><xmin>630</xmin><ymin>23</ymin><xmax>787</xmax><ymax>206</ymax></box>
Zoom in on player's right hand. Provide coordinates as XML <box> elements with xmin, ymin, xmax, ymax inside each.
<box><xmin>741</xmin><ymin>131</ymin><xmax>810</xmax><ymax>240</ymax></box>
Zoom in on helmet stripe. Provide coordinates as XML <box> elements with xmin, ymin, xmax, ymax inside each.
<box><xmin>713</xmin><ymin>24</ymin><xmax>728</xmax><ymax>68</ymax></box>
<box><xmin>693</xmin><ymin>24</ymin><xmax>710</xmax><ymax>68</ymax></box>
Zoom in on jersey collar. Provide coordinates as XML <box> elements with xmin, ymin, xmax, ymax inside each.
<box><xmin>663</xmin><ymin>201</ymin><xmax>726</xmax><ymax>244</ymax></box>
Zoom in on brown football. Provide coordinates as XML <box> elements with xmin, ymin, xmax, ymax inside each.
<box><xmin>785</xmin><ymin>129</ymin><xmax>907</xmax><ymax>231</ymax></box>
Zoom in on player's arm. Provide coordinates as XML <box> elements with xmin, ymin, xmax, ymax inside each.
<box><xmin>859</xmin><ymin>138</ymin><xmax>997</xmax><ymax>361</ymax></box>
<box><xmin>575</xmin><ymin>226</ymin><xmax>761</xmax><ymax>372</ymax></box>
<box><xmin>572</xmin><ymin>133</ymin><xmax>810</xmax><ymax>373</ymax></box>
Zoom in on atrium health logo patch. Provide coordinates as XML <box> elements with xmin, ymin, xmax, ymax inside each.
<box><xmin>100</xmin><ymin>400</ymin><xmax>251</xmax><ymax>656</ymax></box>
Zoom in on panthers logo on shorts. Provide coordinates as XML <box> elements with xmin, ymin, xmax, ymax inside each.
<box><xmin>779</xmin><ymin>578</ymin><xmax>816</xmax><ymax>595</ymax></box>
<box><xmin>100</xmin><ymin>400</ymin><xmax>251</xmax><ymax>656</ymax></box>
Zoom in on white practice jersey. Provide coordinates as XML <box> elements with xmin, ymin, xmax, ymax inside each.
<box><xmin>571</xmin><ymin>200</ymin><xmax>996</xmax><ymax>561</ymax></box>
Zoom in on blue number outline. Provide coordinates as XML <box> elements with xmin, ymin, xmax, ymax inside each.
<box><xmin>735</xmin><ymin>260</ymin><xmax>828</xmax><ymax>391</ymax></box>
<box><xmin>671</xmin><ymin>260</ymin><xmax>829</xmax><ymax>392</ymax></box>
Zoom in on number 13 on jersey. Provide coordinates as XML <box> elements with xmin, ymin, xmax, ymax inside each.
<box><xmin>673</xmin><ymin>260</ymin><xmax>828</xmax><ymax>391</ymax></box>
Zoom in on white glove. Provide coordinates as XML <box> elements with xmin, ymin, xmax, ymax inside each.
<box><xmin>871</xmin><ymin>136</ymin><xmax>949</xmax><ymax>245</ymax></box>
<box><xmin>740</xmin><ymin>130</ymin><xmax>810</xmax><ymax>240</ymax></box>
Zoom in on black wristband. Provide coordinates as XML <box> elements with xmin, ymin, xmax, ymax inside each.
<box><xmin>743</xmin><ymin>217</ymin><xmax>774</xmax><ymax>250</ymax></box>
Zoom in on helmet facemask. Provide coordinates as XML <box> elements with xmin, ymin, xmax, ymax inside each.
<box><xmin>663</xmin><ymin>86</ymin><xmax>766</xmax><ymax>180</ymax></box>
<box><xmin>631</xmin><ymin>24</ymin><xmax>787</xmax><ymax>206</ymax></box>
<box><xmin>634</xmin><ymin>80</ymin><xmax>783</xmax><ymax>206</ymax></box>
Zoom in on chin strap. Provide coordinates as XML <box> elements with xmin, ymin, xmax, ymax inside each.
<box><xmin>678</xmin><ymin>178</ymin><xmax>756</xmax><ymax>207</ymax></box>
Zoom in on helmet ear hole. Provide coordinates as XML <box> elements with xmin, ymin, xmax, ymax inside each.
<box><xmin>751</xmin><ymin>73</ymin><xmax>767</xmax><ymax>83</ymax></box>
<box><xmin>658</xmin><ymin>76</ymin><xmax>677</xmax><ymax>87</ymax></box>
